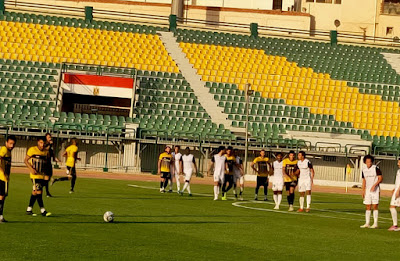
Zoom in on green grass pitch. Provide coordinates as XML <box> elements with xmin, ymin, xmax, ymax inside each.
<box><xmin>2</xmin><ymin>173</ymin><xmax>400</xmax><ymax>260</ymax></box>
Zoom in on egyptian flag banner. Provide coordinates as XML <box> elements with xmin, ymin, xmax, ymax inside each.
<box><xmin>62</xmin><ymin>73</ymin><xmax>134</xmax><ymax>99</ymax></box>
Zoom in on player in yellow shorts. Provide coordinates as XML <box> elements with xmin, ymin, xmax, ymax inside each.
<box><xmin>52</xmin><ymin>138</ymin><xmax>80</xmax><ymax>193</ymax></box>
<box><xmin>0</xmin><ymin>135</ymin><xmax>16</xmax><ymax>222</ymax></box>
<box><xmin>158</xmin><ymin>146</ymin><xmax>173</xmax><ymax>193</ymax></box>
<box><xmin>282</xmin><ymin>150</ymin><xmax>299</xmax><ymax>212</ymax></box>
<box><xmin>25</xmin><ymin>136</ymin><xmax>51</xmax><ymax>217</ymax></box>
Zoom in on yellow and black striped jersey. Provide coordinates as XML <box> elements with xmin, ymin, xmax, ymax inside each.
<box><xmin>253</xmin><ymin>157</ymin><xmax>271</xmax><ymax>177</ymax></box>
<box><xmin>0</xmin><ymin>146</ymin><xmax>11</xmax><ymax>182</ymax></box>
<box><xmin>27</xmin><ymin>146</ymin><xmax>48</xmax><ymax>180</ymax></box>
<box><xmin>159</xmin><ymin>152</ymin><xmax>172</xmax><ymax>173</ymax></box>
<box><xmin>282</xmin><ymin>158</ymin><xmax>298</xmax><ymax>182</ymax></box>
<box><xmin>225</xmin><ymin>155</ymin><xmax>236</xmax><ymax>175</ymax></box>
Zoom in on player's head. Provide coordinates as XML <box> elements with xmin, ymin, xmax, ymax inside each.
<box><xmin>165</xmin><ymin>146</ymin><xmax>171</xmax><ymax>154</ymax></box>
<box><xmin>5</xmin><ymin>135</ymin><xmax>16</xmax><ymax>151</ymax></box>
<box><xmin>45</xmin><ymin>132</ymin><xmax>53</xmax><ymax>144</ymax></box>
<box><xmin>217</xmin><ymin>146</ymin><xmax>226</xmax><ymax>155</ymax></box>
<box><xmin>363</xmin><ymin>155</ymin><xmax>374</xmax><ymax>167</ymax></box>
<box><xmin>276</xmin><ymin>152</ymin><xmax>283</xmax><ymax>161</ymax></box>
<box><xmin>298</xmin><ymin>151</ymin><xmax>306</xmax><ymax>160</ymax></box>
<box><xmin>226</xmin><ymin>146</ymin><xmax>233</xmax><ymax>155</ymax></box>
<box><xmin>260</xmin><ymin>149</ymin><xmax>265</xmax><ymax>157</ymax></box>
<box><xmin>185</xmin><ymin>147</ymin><xmax>190</xmax><ymax>155</ymax></box>
<box><xmin>37</xmin><ymin>136</ymin><xmax>45</xmax><ymax>150</ymax></box>
<box><xmin>233</xmin><ymin>149</ymin><xmax>239</xmax><ymax>156</ymax></box>
<box><xmin>71</xmin><ymin>138</ymin><xmax>78</xmax><ymax>145</ymax></box>
<box><xmin>288</xmin><ymin>150</ymin><xmax>296</xmax><ymax>161</ymax></box>
<box><xmin>174</xmin><ymin>145</ymin><xmax>180</xmax><ymax>153</ymax></box>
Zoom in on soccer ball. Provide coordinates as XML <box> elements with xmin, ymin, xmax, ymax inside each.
<box><xmin>103</xmin><ymin>211</ymin><xmax>114</xmax><ymax>223</ymax></box>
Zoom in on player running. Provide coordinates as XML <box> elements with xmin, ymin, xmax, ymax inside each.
<box><xmin>282</xmin><ymin>151</ymin><xmax>299</xmax><ymax>211</ymax></box>
<box><xmin>25</xmin><ymin>136</ymin><xmax>51</xmax><ymax>217</ymax></box>
<box><xmin>222</xmin><ymin>146</ymin><xmax>241</xmax><ymax>200</ymax></box>
<box><xmin>179</xmin><ymin>147</ymin><xmax>197</xmax><ymax>196</ymax></box>
<box><xmin>43</xmin><ymin>133</ymin><xmax>60</xmax><ymax>197</ymax></box>
<box><xmin>297</xmin><ymin>151</ymin><xmax>315</xmax><ymax>213</ymax></box>
<box><xmin>388</xmin><ymin>158</ymin><xmax>400</xmax><ymax>231</ymax></box>
<box><xmin>271</xmin><ymin>152</ymin><xmax>284</xmax><ymax>210</ymax></box>
<box><xmin>0</xmin><ymin>136</ymin><xmax>16</xmax><ymax>223</ymax></box>
<box><xmin>172</xmin><ymin>145</ymin><xmax>183</xmax><ymax>193</ymax></box>
<box><xmin>360</xmin><ymin>155</ymin><xmax>383</xmax><ymax>229</ymax></box>
<box><xmin>208</xmin><ymin>146</ymin><xmax>226</xmax><ymax>201</ymax></box>
<box><xmin>158</xmin><ymin>146</ymin><xmax>173</xmax><ymax>193</ymax></box>
<box><xmin>52</xmin><ymin>138</ymin><xmax>80</xmax><ymax>193</ymax></box>
<box><xmin>251</xmin><ymin>149</ymin><xmax>271</xmax><ymax>201</ymax></box>
<box><xmin>233</xmin><ymin>149</ymin><xmax>244</xmax><ymax>200</ymax></box>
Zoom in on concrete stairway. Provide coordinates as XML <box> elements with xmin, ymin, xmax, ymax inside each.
<box><xmin>382</xmin><ymin>53</ymin><xmax>400</xmax><ymax>75</ymax></box>
<box><xmin>158</xmin><ymin>31</ymin><xmax>244</xmax><ymax>134</ymax></box>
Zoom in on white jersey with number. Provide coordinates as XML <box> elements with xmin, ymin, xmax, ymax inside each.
<box><xmin>273</xmin><ymin>161</ymin><xmax>283</xmax><ymax>179</ymax></box>
<box><xmin>212</xmin><ymin>154</ymin><xmax>226</xmax><ymax>181</ymax></box>
<box><xmin>390</xmin><ymin>169</ymin><xmax>400</xmax><ymax>207</ymax></box>
<box><xmin>297</xmin><ymin>159</ymin><xmax>313</xmax><ymax>181</ymax></box>
<box><xmin>362</xmin><ymin>165</ymin><xmax>382</xmax><ymax>192</ymax></box>
<box><xmin>182</xmin><ymin>154</ymin><xmax>195</xmax><ymax>175</ymax></box>
<box><xmin>172</xmin><ymin>152</ymin><xmax>182</xmax><ymax>174</ymax></box>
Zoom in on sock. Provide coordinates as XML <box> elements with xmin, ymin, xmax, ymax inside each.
<box><xmin>291</xmin><ymin>194</ymin><xmax>295</xmax><ymax>205</ymax></box>
<box><xmin>160</xmin><ymin>181</ymin><xmax>163</xmax><ymax>189</ymax></box>
<box><xmin>44</xmin><ymin>180</ymin><xmax>49</xmax><ymax>194</ymax></box>
<box><xmin>28</xmin><ymin>194</ymin><xmax>36</xmax><ymax>208</ymax></box>
<box><xmin>233</xmin><ymin>183</ymin><xmax>237</xmax><ymax>195</ymax></box>
<box><xmin>176</xmin><ymin>176</ymin><xmax>180</xmax><ymax>191</ymax></box>
<box><xmin>287</xmin><ymin>195</ymin><xmax>290</xmax><ymax>205</ymax></box>
<box><xmin>277</xmin><ymin>194</ymin><xmax>282</xmax><ymax>206</ymax></box>
<box><xmin>37</xmin><ymin>194</ymin><xmax>44</xmax><ymax>208</ymax></box>
<box><xmin>27</xmin><ymin>206</ymin><xmax>33</xmax><ymax>212</ymax></box>
<box><xmin>169</xmin><ymin>178</ymin><xmax>173</xmax><ymax>190</ymax></box>
<box><xmin>182</xmin><ymin>182</ymin><xmax>189</xmax><ymax>192</ymax></box>
<box><xmin>306</xmin><ymin>195</ymin><xmax>311</xmax><ymax>209</ymax></box>
<box><xmin>0</xmin><ymin>200</ymin><xmax>4</xmax><ymax>215</ymax></box>
<box><xmin>239</xmin><ymin>187</ymin><xmax>243</xmax><ymax>196</ymax></box>
<box><xmin>390</xmin><ymin>208</ymin><xmax>398</xmax><ymax>226</ymax></box>
<box><xmin>365</xmin><ymin>210</ymin><xmax>371</xmax><ymax>225</ymax></box>
<box><xmin>163</xmin><ymin>179</ymin><xmax>168</xmax><ymax>189</ymax></box>
<box><xmin>187</xmin><ymin>184</ymin><xmax>191</xmax><ymax>194</ymax></box>
<box><xmin>373</xmin><ymin>210</ymin><xmax>379</xmax><ymax>226</ymax></box>
<box><xmin>255</xmin><ymin>186</ymin><xmax>259</xmax><ymax>196</ymax></box>
<box><xmin>299</xmin><ymin>196</ymin><xmax>305</xmax><ymax>209</ymax></box>
<box><xmin>41</xmin><ymin>208</ymin><xmax>46</xmax><ymax>213</ymax></box>
<box><xmin>273</xmin><ymin>194</ymin><xmax>278</xmax><ymax>205</ymax></box>
<box><xmin>214</xmin><ymin>185</ymin><xmax>219</xmax><ymax>199</ymax></box>
<box><xmin>58</xmin><ymin>177</ymin><xmax>69</xmax><ymax>182</ymax></box>
<box><xmin>71</xmin><ymin>175</ymin><xmax>76</xmax><ymax>191</ymax></box>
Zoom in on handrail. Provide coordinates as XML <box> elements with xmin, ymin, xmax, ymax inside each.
<box><xmin>315</xmin><ymin>142</ymin><xmax>342</xmax><ymax>152</ymax></box>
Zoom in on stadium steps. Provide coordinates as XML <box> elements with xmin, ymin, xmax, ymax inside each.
<box><xmin>158</xmin><ymin>31</ymin><xmax>244</xmax><ymax>135</ymax></box>
<box><xmin>382</xmin><ymin>53</ymin><xmax>400</xmax><ymax>75</ymax></box>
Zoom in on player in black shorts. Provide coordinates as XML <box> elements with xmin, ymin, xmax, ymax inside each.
<box><xmin>158</xmin><ymin>146</ymin><xmax>173</xmax><ymax>193</ymax></box>
<box><xmin>0</xmin><ymin>135</ymin><xmax>16</xmax><ymax>222</ymax></box>
<box><xmin>282</xmin><ymin>151</ymin><xmax>299</xmax><ymax>211</ymax></box>
<box><xmin>43</xmin><ymin>133</ymin><xmax>60</xmax><ymax>197</ymax></box>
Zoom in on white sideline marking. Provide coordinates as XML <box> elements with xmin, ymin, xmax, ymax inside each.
<box><xmin>127</xmin><ymin>184</ymin><xmax>391</xmax><ymax>224</ymax></box>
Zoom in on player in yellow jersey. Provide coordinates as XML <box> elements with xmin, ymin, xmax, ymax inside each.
<box><xmin>25</xmin><ymin>137</ymin><xmax>51</xmax><ymax>216</ymax></box>
<box><xmin>282</xmin><ymin>150</ymin><xmax>299</xmax><ymax>211</ymax></box>
<box><xmin>158</xmin><ymin>146</ymin><xmax>173</xmax><ymax>193</ymax></box>
<box><xmin>52</xmin><ymin>138</ymin><xmax>80</xmax><ymax>193</ymax></box>
<box><xmin>222</xmin><ymin>146</ymin><xmax>243</xmax><ymax>200</ymax></box>
<box><xmin>251</xmin><ymin>149</ymin><xmax>272</xmax><ymax>201</ymax></box>
<box><xmin>0</xmin><ymin>135</ymin><xmax>16</xmax><ymax>222</ymax></box>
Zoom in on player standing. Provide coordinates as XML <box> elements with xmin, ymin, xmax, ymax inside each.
<box><xmin>222</xmin><ymin>146</ymin><xmax>239</xmax><ymax>200</ymax></box>
<box><xmin>179</xmin><ymin>147</ymin><xmax>197</xmax><ymax>196</ymax></box>
<box><xmin>43</xmin><ymin>133</ymin><xmax>60</xmax><ymax>197</ymax></box>
<box><xmin>172</xmin><ymin>145</ymin><xmax>183</xmax><ymax>193</ymax></box>
<box><xmin>233</xmin><ymin>149</ymin><xmax>244</xmax><ymax>200</ymax></box>
<box><xmin>0</xmin><ymin>136</ymin><xmax>16</xmax><ymax>222</ymax></box>
<box><xmin>251</xmin><ymin>149</ymin><xmax>271</xmax><ymax>201</ymax></box>
<box><xmin>271</xmin><ymin>152</ymin><xmax>284</xmax><ymax>210</ymax></box>
<box><xmin>208</xmin><ymin>146</ymin><xmax>226</xmax><ymax>200</ymax></box>
<box><xmin>52</xmin><ymin>138</ymin><xmax>80</xmax><ymax>193</ymax></box>
<box><xmin>297</xmin><ymin>151</ymin><xmax>315</xmax><ymax>213</ymax></box>
<box><xmin>25</xmin><ymin>137</ymin><xmax>51</xmax><ymax>216</ymax></box>
<box><xmin>388</xmin><ymin>158</ymin><xmax>400</xmax><ymax>231</ymax></box>
<box><xmin>282</xmin><ymin>151</ymin><xmax>299</xmax><ymax>211</ymax></box>
<box><xmin>158</xmin><ymin>146</ymin><xmax>173</xmax><ymax>193</ymax></box>
<box><xmin>360</xmin><ymin>155</ymin><xmax>382</xmax><ymax>229</ymax></box>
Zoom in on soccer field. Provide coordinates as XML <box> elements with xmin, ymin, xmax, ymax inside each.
<box><xmin>1</xmin><ymin>174</ymin><xmax>400</xmax><ymax>261</ymax></box>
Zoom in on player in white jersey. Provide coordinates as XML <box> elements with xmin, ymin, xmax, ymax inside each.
<box><xmin>171</xmin><ymin>146</ymin><xmax>183</xmax><ymax>193</ymax></box>
<box><xmin>360</xmin><ymin>155</ymin><xmax>383</xmax><ymax>229</ymax></box>
<box><xmin>208</xmin><ymin>146</ymin><xmax>227</xmax><ymax>200</ymax></box>
<box><xmin>179</xmin><ymin>147</ymin><xmax>197</xmax><ymax>196</ymax></box>
<box><xmin>297</xmin><ymin>151</ymin><xmax>315</xmax><ymax>213</ymax></box>
<box><xmin>388</xmin><ymin>159</ymin><xmax>400</xmax><ymax>231</ymax></box>
<box><xmin>271</xmin><ymin>153</ymin><xmax>284</xmax><ymax>210</ymax></box>
<box><xmin>233</xmin><ymin>149</ymin><xmax>244</xmax><ymax>200</ymax></box>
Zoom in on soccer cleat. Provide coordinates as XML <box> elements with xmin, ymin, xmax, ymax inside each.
<box><xmin>177</xmin><ymin>191</ymin><xmax>180</xmax><ymax>194</ymax></box>
<box><xmin>222</xmin><ymin>194</ymin><xmax>227</xmax><ymax>201</ymax></box>
<box><xmin>264</xmin><ymin>197</ymin><xmax>268</xmax><ymax>201</ymax></box>
<box><xmin>273</xmin><ymin>205</ymin><xmax>279</xmax><ymax>210</ymax></box>
<box><xmin>168</xmin><ymin>190</ymin><xmax>173</xmax><ymax>193</ymax></box>
<box><xmin>179</xmin><ymin>191</ymin><xmax>183</xmax><ymax>196</ymax></box>
<box><xmin>360</xmin><ymin>224</ymin><xmax>370</xmax><ymax>228</ymax></box>
<box><xmin>288</xmin><ymin>205</ymin><xmax>294</xmax><ymax>212</ymax></box>
<box><xmin>188</xmin><ymin>194</ymin><xmax>192</xmax><ymax>197</ymax></box>
<box><xmin>297</xmin><ymin>209</ymin><xmax>304</xmax><ymax>213</ymax></box>
<box><xmin>69</xmin><ymin>190</ymin><xmax>74</xmax><ymax>194</ymax></box>
<box><xmin>0</xmin><ymin>216</ymin><xmax>7</xmax><ymax>223</ymax></box>
<box><xmin>305</xmin><ymin>208</ymin><xmax>310</xmax><ymax>213</ymax></box>
<box><xmin>46</xmin><ymin>193</ymin><xmax>53</xmax><ymax>198</ymax></box>
<box><xmin>213</xmin><ymin>197</ymin><xmax>218</xmax><ymax>201</ymax></box>
<box><xmin>370</xmin><ymin>224</ymin><xmax>378</xmax><ymax>229</ymax></box>
<box><xmin>254</xmin><ymin>195</ymin><xmax>258</xmax><ymax>201</ymax></box>
<box><xmin>388</xmin><ymin>225</ymin><xmax>398</xmax><ymax>231</ymax></box>
<box><xmin>239</xmin><ymin>195</ymin><xmax>244</xmax><ymax>201</ymax></box>
<box><xmin>42</xmin><ymin>211</ymin><xmax>52</xmax><ymax>217</ymax></box>
<box><xmin>26</xmin><ymin>210</ymin><xmax>37</xmax><ymax>216</ymax></box>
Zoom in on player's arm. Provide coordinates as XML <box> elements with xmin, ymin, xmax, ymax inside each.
<box><xmin>193</xmin><ymin>157</ymin><xmax>198</xmax><ymax>174</ymax></box>
<box><xmin>24</xmin><ymin>154</ymin><xmax>37</xmax><ymax>175</ymax></box>
<box><xmin>361</xmin><ymin>172</ymin><xmax>366</xmax><ymax>198</ymax></box>
<box><xmin>157</xmin><ymin>159</ymin><xmax>162</xmax><ymax>175</ymax></box>
<box><xmin>282</xmin><ymin>162</ymin><xmax>290</xmax><ymax>179</ymax></box>
<box><xmin>179</xmin><ymin>159</ymin><xmax>183</xmax><ymax>175</ymax></box>
<box><xmin>62</xmin><ymin>150</ymin><xmax>67</xmax><ymax>159</ymax></box>
<box><xmin>310</xmin><ymin>162</ymin><xmax>315</xmax><ymax>184</ymax></box>
<box><xmin>250</xmin><ymin>161</ymin><xmax>258</xmax><ymax>174</ymax></box>
<box><xmin>371</xmin><ymin>168</ymin><xmax>383</xmax><ymax>192</ymax></box>
<box><xmin>74</xmin><ymin>151</ymin><xmax>81</xmax><ymax>161</ymax></box>
<box><xmin>208</xmin><ymin>161</ymin><xmax>214</xmax><ymax>176</ymax></box>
